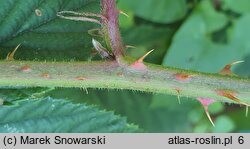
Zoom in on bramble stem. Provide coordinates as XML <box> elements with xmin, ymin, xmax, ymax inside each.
<box><xmin>1</xmin><ymin>0</ymin><xmax>249</xmax><ymax>107</ymax></box>
<box><xmin>0</xmin><ymin>60</ymin><xmax>250</xmax><ymax>105</ymax></box>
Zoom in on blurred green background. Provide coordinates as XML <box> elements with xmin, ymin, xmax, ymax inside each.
<box><xmin>0</xmin><ymin>0</ymin><xmax>250</xmax><ymax>132</ymax></box>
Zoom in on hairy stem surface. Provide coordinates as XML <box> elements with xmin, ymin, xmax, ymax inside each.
<box><xmin>0</xmin><ymin>60</ymin><xmax>249</xmax><ymax>105</ymax></box>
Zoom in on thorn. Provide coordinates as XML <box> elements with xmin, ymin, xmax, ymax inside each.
<box><xmin>175</xmin><ymin>73</ymin><xmax>192</xmax><ymax>82</ymax></box>
<box><xmin>220</xmin><ymin>60</ymin><xmax>244</xmax><ymax>76</ymax></box>
<box><xmin>81</xmin><ymin>88</ymin><xmax>89</xmax><ymax>94</ymax></box>
<box><xmin>41</xmin><ymin>73</ymin><xmax>50</xmax><ymax>79</ymax></box>
<box><xmin>204</xmin><ymin>106</ymin><xmax>215</xmax><ymax>127</ymax></box>
<box><xmin>130</xmin><ymin>49</ymin><xmax>154</xmax><ymax>70</ymax></box>
<box><xmin>6</xmin><ymin>44</ymin><xmax>21</xmax><ymax>60</ymax></box>
<box><xmin>175</xmin><ymin>88</ymin><xmax>181</xmax><ymax>104</ymax></box>
<box><xmin>119</xmin><ymin>10</ymin><xmax>129</xmax><ymax>17</ymax></box>
<box><xmin>20</xmin><ymin>65</ymin><xmax>31</xmax><ymax>72</ymax></box>
<box><xmin>116</xmin><ymin>72</ymin><xmax>124</xmax><ymax>77</ymax></box>
<box><xmin>75</xmin><ymin>76</ymin><xmax>86</xmax><ymax>80</ymax></box>
<box><xmin>197</xmin><ymin>97</ymin><xmax>216</xmax><ymax>127</ymax></box>
<box><xmin>85</xmin><ymin>88</ymin><xmax>89</xmax><ymax>94</ymax></box>
<box><xmin>130</xmin><ymin>62</ymin><xmax>146</xmax><ymax>70</ymax></box>
<box><xmin>177</xmin><ymin>95</ymin><xmax>181</xmax><ymax>104</ymax></box>
<box><xmin>246</xmin><ymin>106</ymin><xmax>249</xmax><ymax>117</ymax></box>
<box><xmin>92</xmin><ymin>38</ymin><xmax>114</xmax><ymax>59</ymax></box>
<box><xmin>216</xmin><ymin>90</ymin><xmax>250</xmax><ymax>106</ymax></box>
<box><xmin>137</xmin><ymin>49</ymin><xmax>154</xmax><ymax>63</ymax></box>
<box><xmin>125</xmin><ymin>45</ymin><xmax>136</xmax><ymax>49</ymax></box>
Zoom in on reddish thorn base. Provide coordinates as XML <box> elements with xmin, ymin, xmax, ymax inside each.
<box><xmin>130</xmin><ymin>61</ymin><xmax>146</xmax><ymax>70</ymax></box>
<box><xmin>20</xmin><ymin>65</ymin><xmax>31</xmax><ymax>72</ymax></box>
<box><xmin>116</xmin><ymin>72</ymin><xmax>124</xmax><ymax>77</ymax></box>
<box><xmin>197</xmin><ymin>97</ymin><xmax>215</xmax><ymax>107</ymax></box>
<box><xmin>41</xmin><ymin>73</ymin><xmax>50</xmax><ymax>79</ymax></box>
<box><xmin>75</xmin><ymin>76</ymin><xmax>87</xmax><ymax>80</ymax></box>
<box><xmin>175</xmin><ymin>73</ymin><xmax>192</xmax><ymax>82</ymax></box>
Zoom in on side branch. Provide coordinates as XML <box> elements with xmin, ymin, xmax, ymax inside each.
<box><xmin>101</xmin><ymin>0</ymin><xmax>125</xmax><ymax>61</ymax></box>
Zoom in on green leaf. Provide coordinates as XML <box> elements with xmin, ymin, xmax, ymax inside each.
<box><xmin>0</xmin><ymin>0</ymin><xmax>100</xmax><ymax>60</ymax></box>
<box><xmin>161</xmin><ymin>0</ymin><xmax>226</xmax><ymax>131</ymax></box>
<box><xmin>161</xmin><ymin>0</ymin><xmax>250</xmax><ymax>132</ymax></box>
<box><xmin>228</xmin><ymin>107</ymin><xmax>250</xmax><ymax>132</ymax></box>
<box><xmin>122</xmin><ymin>25</ymin><xmax>173</xmax><ymax>64</ymax></box>
<box><xmin>0</xmin><ymin>97</ymin><xmax>140</xmax><ymax>132</ymax></box>
<box><xmin>198</xmin><ymin>0</ymin><xmax>228</xmax><ymax>33</ymax></box>
<box><xmin>212</xmin><ymin>115</ymin><xmax>235</xmax><ymax>132</ymax></box>
<box><xmin>0</xmin><ymin>87</ymin><xmax>54</xmax><ymax>103</ymax></box>
<box><xmin>47</xmin><ymin>88</ymin><xmax>194</xmax><ymax>132</ymax></box>
<box><xmin>162</xmin><ymin>0</ymin><xmax>250</xmax><ymax>73</ymax></box>
<box><xmin>119</xmin><ymin>0</ymin><xmax>187</xmax><ymax>23</ymax></box>
<box><xmin>163</xmin><ymin>0</ymin><xmax>227</xmax><ymax>71</ymax></box>
<box><xmin>222</xmin><ymin>0</ymin><xmax>250</xmax><ymax>14</ymax></box>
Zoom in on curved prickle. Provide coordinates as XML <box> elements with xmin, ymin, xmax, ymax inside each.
<box><xmin>219</xmin><ymin>61</ymin><xmax>244</xmax><ymax>76</ymax></box>
<box><xmin>197</xmin><ymin>97</ymin><xmax>216</xmax><ymax>127</ymax></box>
<box><xmin>6</xmin><ymin>44</ymin><xmax>21</xmax><ymax>61</ymax></box>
